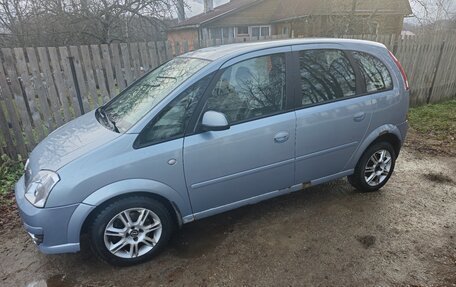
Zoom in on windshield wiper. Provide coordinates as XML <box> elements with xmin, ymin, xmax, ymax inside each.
<box><xmin>144</xmin><ymin>83</ymin><xmax>161</xmax><ymax>88</ymax></box>
<box><xmin>157</xmin><ymin>76</ymin><xmax>177</xmax><ymax>80</ymax></box>
<box><xmin>97</xmin><ymin>106</ymin><xmax>120</xmax><ymax>133</ymax></box>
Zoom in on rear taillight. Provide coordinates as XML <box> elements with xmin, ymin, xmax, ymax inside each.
<box><xmin>388</xmin><ymin>50</ymin><xmax>409</xmax><ymax>91</ymax></box>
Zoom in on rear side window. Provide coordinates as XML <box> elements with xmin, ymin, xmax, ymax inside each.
<box><xmin>298</xmin><ymin>49</ymin><xmax>356</xmax><ymax>107</ymax></box>
<box><xmin>351</xmin><ymin>51</ymin><xmax>393</xmax><ymax>93</ymax></box>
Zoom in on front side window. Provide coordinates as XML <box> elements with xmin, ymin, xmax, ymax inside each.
<box><xmin>299</xmin><ymin>49</ymin><xmax>356</xmax><ymax>107</ymax></box>
<box><xmin>204</xmin><ymin>53</ymin><xmax>286</xmax><ymax>124</ymax></box>
<box><xmin>352</xmin><ymin>51</ymin><xmax>393</xmax><ymax>93</ymax></box>
<box><xmin>136</xmin><ymin>74</ymin><xmax>213</xmax><ymax>147</ymax></box>
<box><xmin>102</xmin><ymin>57</ymin><xmax>210</xmax><ymax>132</ymax></box>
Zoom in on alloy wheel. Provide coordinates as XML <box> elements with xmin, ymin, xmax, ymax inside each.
<box><xmin>364</xmin><ymin>149</ymin><xmax>392</xmax><ymax>187</ymax></box>
<box><xmin>103</xmin><ymin>208</ymin><xmax>162</xmax><ymax>259</ymax></box>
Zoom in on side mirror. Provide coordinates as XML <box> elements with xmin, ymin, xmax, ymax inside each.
<box><xmin>201</xmin><ymin>111</ymin><xmax>230</xmax><ymax>131</ymax></box>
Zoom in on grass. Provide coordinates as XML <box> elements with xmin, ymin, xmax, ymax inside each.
<box><xmin>408</xmin><ymin>99</ymin><xmax>456</xmax><ymax>141</ymax></box>
<box><xmin>0</xmin><ymin>155</ymin><xmax>24</xmax><ymax>205</ymax></box>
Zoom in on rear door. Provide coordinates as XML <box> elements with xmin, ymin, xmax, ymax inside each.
<box><xmin>350</xmin><ymin>50</ymin><xmax>399</xmax><ymax>130</ymax></box>
<box><xmin>183</xmin><ymin>47</ymin><xmax>296</xmax><ymax>217</ymax></box>
<box><xmin>292</xmin><ymin>45</ymin><xmax>373</xmax><ymax>184</ymax></box>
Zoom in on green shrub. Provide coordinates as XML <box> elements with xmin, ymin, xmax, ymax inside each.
<box><xmin>0</xmin><ymin>155</ymin><xmax>24</xmax><ymax>201</ymax></box>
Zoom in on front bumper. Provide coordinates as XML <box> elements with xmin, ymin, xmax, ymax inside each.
<box><xmin>15</xmin><ymin>176</ymin><xmax>80</xmax><ymax>254</ymax></box>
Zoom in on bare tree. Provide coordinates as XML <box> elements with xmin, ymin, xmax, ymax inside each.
<box><xmin>0</xmin><ymin>0</ymin><xmax>182</xmax><ymax>47</ymax></box>
<box><xmin>410</xmin><ymin>0</ymin><xmax>455</xmax><ymax>25</ymax></box>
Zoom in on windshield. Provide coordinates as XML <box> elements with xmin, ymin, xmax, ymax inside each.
<box><xmin>101</xmin><ymin>57</ymin><xmax>210</xmax><ymax>132</ymax></box>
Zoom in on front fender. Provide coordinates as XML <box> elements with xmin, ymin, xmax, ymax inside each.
<box><xmin>345</xmin><ymin>124</ymin><xmax>404</xmax><ymax>170</ymax></box>
<box><xmin>66</xmin><ymin>179</ymin><xmax>193</xmax><ymax>246</ymax></box>
<box><xmin>82</xmin><ymin>179</ymin><xmax>190</xmax><ymax>210</ymax></box>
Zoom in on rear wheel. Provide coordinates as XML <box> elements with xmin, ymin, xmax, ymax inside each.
<box><xmin>348</xmin><ymin>142</ymin><xmax>396</xmax><ymax>192</ymax></box>
<box><xmin>89</xmin><ymin>196</ymin><xmax>174</xmax><ymax>266</ymax></box>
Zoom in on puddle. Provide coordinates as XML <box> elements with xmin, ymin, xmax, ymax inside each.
<box><xmin>26</xmin><ymin>275</ymin><xmax>76</xmax><ymax>287</ymax></box>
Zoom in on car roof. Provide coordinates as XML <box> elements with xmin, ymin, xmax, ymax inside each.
<box><xmin>181</xmin><ymin>38</ymin><xmax>387</xmax><ymax>62</ymax></box>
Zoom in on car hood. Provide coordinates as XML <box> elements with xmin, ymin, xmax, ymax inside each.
<box><xmin>27</xmin><ymin>110</ymin><xmax>121</xmax><ymax>175</ymax></box>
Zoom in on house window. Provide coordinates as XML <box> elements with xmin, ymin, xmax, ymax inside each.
<box><xmin>251</xmin><ymin>27</ymin><xmax>260</xmax><ymax>37</ymax></box>
<box><xmin>210</xmin><ymin>28</ymin><xmax>222</xmax><ymax>39</ymax></box>
<box><xmin>222</xmin><ymin>27</ymin><xmax>232</xmax><ymax>39</ymax></box>
<box><xmin>237</xmin><ymin>26</ymin><xmax>249</xmax><ymax>35</ymax></box>
<box><xmin>250</xmin><ymin>26</ymin><xmax>271</xmax><ymax>38</ymax></box>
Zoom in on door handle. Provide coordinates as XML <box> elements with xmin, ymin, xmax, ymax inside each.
<box><xmin>274</xmin><ymin>132</ymin><xmax>289</xmax><ymax>143</ymax></box>
<box><xmin>353</xmin><ymin>112</ymin><xmax>366</xmax><ymax>122</ymax></box>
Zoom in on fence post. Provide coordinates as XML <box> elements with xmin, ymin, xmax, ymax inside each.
<box><xmin>68</xmin><ymin>56</ymin><xmax>85</xmax><ymax>114</ymax></box>
<box><xmin>427</xmin><ymin>40</ymin><xmax>446</xmax><ymax>104</ymax></box>
<box><xmin>392</xmin><ymin>35</ymin><xmax>399</xmax><ymax>54</ymax></box>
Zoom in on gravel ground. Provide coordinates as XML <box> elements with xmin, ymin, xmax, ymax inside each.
<box><xmin>0</xmin><ymin>147</ymin><xmax>455</xmax><ymax>287</ymax></box>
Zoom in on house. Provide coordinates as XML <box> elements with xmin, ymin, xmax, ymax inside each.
<box><xmin>167</xmin><ymin>0</ymin><xmax>412</xmax><ymax>47</ymax></box>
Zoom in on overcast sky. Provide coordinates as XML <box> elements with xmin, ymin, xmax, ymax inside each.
<box><xmin>184</xmin><ymin>0</ymin><xmax>455</xmax><ymax>22</ymax></box>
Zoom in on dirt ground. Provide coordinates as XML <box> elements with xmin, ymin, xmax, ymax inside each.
<box><xmin>0</xmin><ymin>143</ymin><xmax>455</xmax><ymax>286</ymax></box>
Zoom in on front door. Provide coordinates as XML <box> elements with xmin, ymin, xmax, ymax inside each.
<box><xmin>184</xmin><ymin>50</ymin><xmax>296</xmax><ymax>216</ymax></box>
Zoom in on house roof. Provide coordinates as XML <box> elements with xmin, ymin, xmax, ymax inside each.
<box><xmin>172</xmin><ymin>0</ymin><xmax>262</xmax><ymax>29</ymax></box>
<box><xmin>272</xmin><ymin>0</ymin><xmax>413</xmax><ymax>22</ymax></box>
<box><xmin>172</xmin><ymin>0</ymin><xmax>412</xmax><ymax>29</ymax></box>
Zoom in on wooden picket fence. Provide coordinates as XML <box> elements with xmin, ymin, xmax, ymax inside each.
<box><xmin>1</xmin><ymin>32</ymin><xmax>456</xmax><ymax>159</ymax></box>
<box><xmin>0</xmin><ymin>41</ymin><xmax>177</xmax><ymax>158</ymax></box>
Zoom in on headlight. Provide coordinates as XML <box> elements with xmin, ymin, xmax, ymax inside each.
<box><xmin>25</xmin><ymin>170</ymin><xmax>60</xmax><ymax>208</ymax></box>
<box><xmin>24</xmin><ymin>159</ymin><xmax>31</xmax><ymax>187</ymax></box>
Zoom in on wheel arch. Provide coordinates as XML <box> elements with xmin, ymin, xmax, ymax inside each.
<box><xmin>67</xmin><ymin>179</ymin><xmax>193</xmax><ymax>246</ymax></box>
<box><xmin>80</xmin><ymin>192</ymin><xmax>183</xmax><ymax>236</ymax></box>
<box><xmin>369</xmin><ymin>132</ymin><xmax>401</xmax><ymax>157</ymax></box>
<box><xmin>346</xmin><ymin>124</ymin><xmax>403</xmax><ymax>170</ymax></box>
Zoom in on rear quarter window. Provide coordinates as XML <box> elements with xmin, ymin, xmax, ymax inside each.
<box><xmin>351</xmin><ymin>51</ymin><xmax>393</xmax><ymax>93</ymax></box>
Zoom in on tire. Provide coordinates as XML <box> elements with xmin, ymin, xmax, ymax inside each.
<box><xmin>88</xmin><ymin>196</ymin><xmax>174</xmax><ymax>266</ymax></box>
<box><xmin>348</xmin><ymin>141</ymin><xmax>396</xmax><ymax>192</ymax></box>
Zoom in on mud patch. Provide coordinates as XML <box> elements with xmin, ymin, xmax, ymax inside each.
<box><xmin>169</xmin><ymin>209</ymin><xmax>249</xmax><ymax>259</ymax></box>
<box><xmin>26</xmin><ymin>274</ymin><xmax>77</xmax><ymax>287</ymax></box>
<box><xmin>356</xmin><ymin>235</ymin><xmax>376</xmax><ymax>248</ymax></box>
<box><xmin>0</xmin><ymin>192</ymin><xmax>20</xmax><ymax>233</ymax></box>
<box><xmin>405</xmin><ymin>128</ymin><xmax>455</xmax><ymax>157</ymax></box>
<box><xmin>423</xmin><ymin>173</ymin><xmax>454</xmax><ymax>184</ymax></box>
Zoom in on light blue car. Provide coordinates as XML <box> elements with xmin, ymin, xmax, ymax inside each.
<box><xmin>15</xmin><ymin>39</ymin><xmax>409</xmax><ymax>266</ymax></box>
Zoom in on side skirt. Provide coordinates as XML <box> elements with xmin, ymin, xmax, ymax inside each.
<box><xmin>182</xmin><ymin>169</ymin><xmax>354</xmax><ymax>223</ymax></box>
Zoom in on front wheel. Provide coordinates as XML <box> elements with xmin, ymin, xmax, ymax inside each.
<box><xmin>348</xmin><ymin>142</ymin><xmax>396</xmax><ymax>192</ymax></box>
<box><xmin>89</xmin><ymin>196</ymin><xmax>174</xmax><ymax>266</ymax></box>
